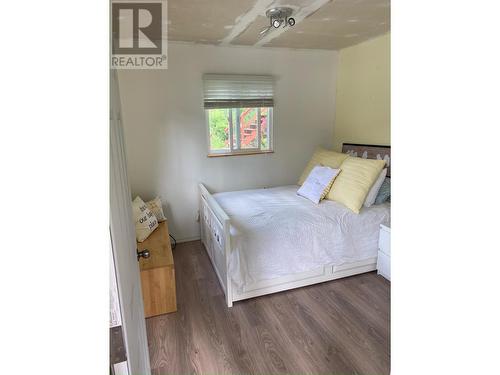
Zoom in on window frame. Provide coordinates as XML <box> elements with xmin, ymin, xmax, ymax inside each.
<box><xmin>206</xmin><ymin>107</ymin><xmax>274</xmax><ymax>157</ymax></box>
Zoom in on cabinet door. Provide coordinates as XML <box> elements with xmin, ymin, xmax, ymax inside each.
<box><xmin>377</xmin><ymin>252</ymin><xmax>391</xmax><ymax>280</ymax></box>
<box><xmin>378</xmin><ymin>228</ymin><xmax>391</xmax><ymax>256</ymax></box>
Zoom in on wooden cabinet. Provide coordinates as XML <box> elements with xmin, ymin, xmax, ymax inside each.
<box><xmin>137</xmin><ymin>221</ymin><xmax>177</xmax><ymax>317</ymax></box>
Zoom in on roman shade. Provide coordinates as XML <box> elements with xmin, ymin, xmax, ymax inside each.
<box><xmin>203</xmin><ymin>74</ymin><xmax>274</xmax><ymax>109</ymax></box>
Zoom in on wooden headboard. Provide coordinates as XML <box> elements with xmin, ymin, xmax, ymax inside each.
<box><xmin>341</xmin><ymin>143</ymin><xmax>391</xmax><ymax>177</ymax></box>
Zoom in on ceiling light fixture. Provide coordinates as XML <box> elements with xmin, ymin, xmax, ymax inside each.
<box><xmin>259</xmin><ymin>7</ymin><xmax>295</xmax><ymax>37</ymax></box>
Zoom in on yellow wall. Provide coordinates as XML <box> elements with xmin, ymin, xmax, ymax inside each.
<box><xmin>333</xmin><ymin>33</ymin><xmax>390</xmax><ymax>151</ymax></box>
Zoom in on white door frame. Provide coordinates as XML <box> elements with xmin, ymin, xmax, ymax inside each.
<box><xmin>110</xmin><ymin>70</ymin><xmax>151</xmax><ymax>375</ymax></box>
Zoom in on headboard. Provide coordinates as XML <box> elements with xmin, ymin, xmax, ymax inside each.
<box><xmin>341</xmin><ymin>143</ymin><xmax>391</xmax><ymax>177</ymax></box>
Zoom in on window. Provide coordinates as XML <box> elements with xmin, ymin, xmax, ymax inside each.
<box><xmin>207</xmin><ymin>107</ymin><xmax>273</xmax><ymax>154</ymax></box>
<box><xmin>203</xmin><ymin>74</ymin><xmax>274</xmax><ymax>156</ymax></box>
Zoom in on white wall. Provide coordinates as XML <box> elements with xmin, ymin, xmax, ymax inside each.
<box><xmin>118</xmin><ymin>43</ymin><xmax>338</xmax><ymax>241</ymax></box>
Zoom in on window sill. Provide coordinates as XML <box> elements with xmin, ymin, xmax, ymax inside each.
<box><xmin>207</xmin><ymin>150</ymin><xmax>274</xmax><ymax>158</ymax></box>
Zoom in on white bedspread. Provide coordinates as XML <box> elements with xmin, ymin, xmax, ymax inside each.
<box><xmin>213</xmin><ymin>185</ymin><xmax>390</xmax><ymax>290</ymax></box>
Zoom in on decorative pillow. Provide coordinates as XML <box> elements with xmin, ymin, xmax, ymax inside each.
<box><xmin>146</xmin><ymin>197</ymin><xmax>166</xmax><ymax>222</ymax></box>
<box><xmin>132</xmin><ymin>196</ymin><xmax>159</xmax><ymax>242</ymax></box>
<box><xmin>298</xmin><ymin>148</ymin><xmax>349</xmax><ymax>185</ymax></box>
<box><xmin>374</xmin><ymin>178</ymin><xmax>391</xmax><ymax>205</ymax></box>
<box><xmin>364</xmin><ymin>168</ymin><xmax>387</xmax><ymax>207</ymax></box>
<box><xmin>327</xmin><ymin>157</ymin><xmax>386</xmax><ymax>213</ymax></box>
<box><xmin>297</xmin><ymin>166</ymin><xmax>341</xmax><ymax>204</ymax></box>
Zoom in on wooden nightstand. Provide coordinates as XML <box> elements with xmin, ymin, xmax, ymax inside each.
<box><xmin>137</xmin><ymin>221</ymin><xmax>177</xmax><ymax>317</ymax></box>
<box><xmin>377</xmin><ymin>222</ymin><xmax>391</xmax><ymax>281</ymax></box>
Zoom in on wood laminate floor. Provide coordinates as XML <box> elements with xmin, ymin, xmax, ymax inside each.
<box><xmin>146</xmin><ymin>240</ymin><xmax>390</xmax><ymax>375</ymax></box>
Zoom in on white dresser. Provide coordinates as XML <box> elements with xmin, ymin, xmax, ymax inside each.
<box><xmin>377</xmin><ymin>222</ymin><xmax>391</xmax><ymax>280</ymax></box>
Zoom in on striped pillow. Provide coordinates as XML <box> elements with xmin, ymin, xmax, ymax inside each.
<box><xmin>327</xmin><ymin>156</ymin><xmax>386</xmax><ymax>213</ymax></box>
<box><xmin>298</xmin><ymin>148</ymin><xmax>349</xmax><ymax>185</ymax></box>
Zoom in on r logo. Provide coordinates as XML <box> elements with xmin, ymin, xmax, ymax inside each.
<box><xmin>112</xmin><ymin>2</ymin><xmax>162</xmax><ymax>54</ymax></box>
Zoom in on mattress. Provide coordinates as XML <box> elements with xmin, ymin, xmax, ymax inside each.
<box><xmin>213</xmin><ymin>185</ymin><xmax>390</xmax><ymax>290</ymax></box>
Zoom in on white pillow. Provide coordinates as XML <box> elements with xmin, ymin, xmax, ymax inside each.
<box><xmin>146</xmin><ymin>197</ymin><xmax>166</xmax><ymax>222</ymax></box>
<box><xmin>297</xmin><ymin>165</ymin><xmax>341</xmax><ymax>204</ymax></box>
<box><xmin>364</xmin><ymin>168</ymin><xmax>387</xmax><ymax>207</ymax></box>
<box><xmin>132</xmin><ymin>196</ymin><xmax>159</xmax><ymax>242</ymax></box>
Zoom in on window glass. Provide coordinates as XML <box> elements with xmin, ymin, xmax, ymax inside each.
<box><xmin>207</xmin><ymin>107</ymin><xmax>273</xmax><ymax>155</ymax></box>
<box><xmin>208</xmin><ymin>108</ymin><xmax>230</xmax><ymax>152</ymax></box>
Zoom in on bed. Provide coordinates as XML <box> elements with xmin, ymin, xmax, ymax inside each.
<box><xmin>199</xmin><ymin>143</ymin><xmax>390</xmax><ymax>307</ymax></box>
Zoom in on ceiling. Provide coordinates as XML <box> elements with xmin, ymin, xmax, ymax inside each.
<box><xmin>167</xmin><ymin>0</ymin><xmax>390</xmax><ymax>50</ymax></box>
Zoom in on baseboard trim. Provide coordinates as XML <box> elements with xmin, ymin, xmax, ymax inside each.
<box><xmin>176</xmin><ymin>236</ymin><xmax>201</xmax><ymax>244</ymax></box>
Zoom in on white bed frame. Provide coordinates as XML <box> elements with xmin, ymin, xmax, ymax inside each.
<box><xmin>199</xmin><ymin>183</ymin><xmax>377</xmax><ymax>307</ymax></box>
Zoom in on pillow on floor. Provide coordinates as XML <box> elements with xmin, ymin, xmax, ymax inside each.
<box><xmin>327</xmin><ymin>157</ymin><xmax>386</xmax><ymax>213</ymax></box>
<box><xmin>364</xmin><ymin>168</ymin><xmax>388</xmax><ymax>207</ymax></box>
<box><xmin>146</xmin><ymin>197</ymin><xmax>167</xmax><ymax>222</ymax></box>
<box><xmin>132</xmin><ymin>196</ymin><xmax>159</xmax><ymax>242</ymax></box>
<box><xmin>298</xmin><ymin>148</ymin><xmax>348</xmax><ymax>185</ymax></box>
<box><xmin>297</xmin><ymin>166</ymin><xmax>341</xmax><ymax>204</ymax></box>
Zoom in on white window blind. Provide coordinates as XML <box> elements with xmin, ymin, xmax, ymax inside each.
<box><xmin>203</xmin><ymin>74</ymin><xmax>274</xmax><ymax>109</ymax></box>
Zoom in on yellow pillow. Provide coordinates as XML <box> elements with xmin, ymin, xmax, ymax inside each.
<box><xmin>327</xmin><ymin>157</ymin><xmax>386</xmax><ymax>213</ymax></box>
<box><xmin>298</xmin><ymin>148</ymin><xmax>349</xmax><ymax>185</ymax></box>
<box><xmin>321</xmin><ymin>172</ymin><xmax>339</xmax><ymax>199</ymax></box>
